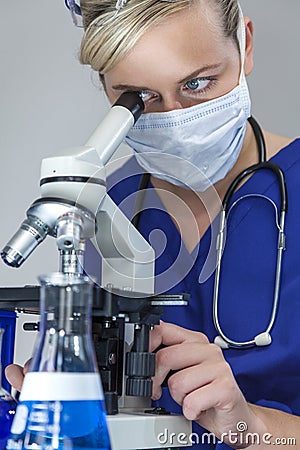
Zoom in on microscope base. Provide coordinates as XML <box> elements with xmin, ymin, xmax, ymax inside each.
<box><xmin>107</xmin><ymin>411</ymin><xmax>192</xmax><ymax>449</ymax></box>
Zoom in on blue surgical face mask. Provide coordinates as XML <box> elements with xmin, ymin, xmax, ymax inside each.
<box><xmin>125</xmin><ymin>6</ymin><xmax>251</xmax><ymax>192</ymax></box>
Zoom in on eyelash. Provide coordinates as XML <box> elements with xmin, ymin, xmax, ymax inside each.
<box><xmin>136</xmin><ymin>76</ymin><xmax>218</xmax><ymax>108</ymax></box>
<box><xmin>181</xmin><ymin>77</ymin><xmax>217</xmax><ymax>97</ymax></box>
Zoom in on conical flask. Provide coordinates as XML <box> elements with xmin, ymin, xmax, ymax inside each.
<box><xmin>0</xmin><ymin>328</ymin><xmax>17</xmax><ymax>449</ymax></box>
<box><xmin>6</xmin><ymin>273</ymin><xmax>111</xmax><ymax>450</ymax></box>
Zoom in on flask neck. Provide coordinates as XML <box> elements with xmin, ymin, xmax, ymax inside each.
<box><xmin>30</xmin><ymin>274</ymin><xmax>97</xmax><ymax>373</ymax></box>
<box><xmin>43</xmin><ymin>294</ymin><xmax>91</xmax><ymax>335</ymax></box>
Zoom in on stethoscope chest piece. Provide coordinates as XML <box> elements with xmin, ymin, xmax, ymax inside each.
<box><xmin>214</xmin><ymin>332</ymin><xmax>272</xmax><ymax>350</ymax></box>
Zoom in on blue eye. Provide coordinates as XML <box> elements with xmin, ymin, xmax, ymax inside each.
<box><xmin>185</xmin><ymin>78</ymin><xmax>210</xmax><ymax>91</ymax></box>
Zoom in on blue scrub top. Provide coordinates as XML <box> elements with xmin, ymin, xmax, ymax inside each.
<box><xmin>85</xmin><ymin>139</ymin><xmax>300</xmax><ymax>449</ymax></box>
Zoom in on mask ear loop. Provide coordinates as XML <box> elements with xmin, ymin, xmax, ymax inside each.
<box><xmin>237</xmin><ymin>3</ymin><xmax>246</xmax><ymax>82</ymax></box>
<box><xmin>236</xmin><ymin>3</ymin><xmax>252</xmax><ymax>118</ymax></box>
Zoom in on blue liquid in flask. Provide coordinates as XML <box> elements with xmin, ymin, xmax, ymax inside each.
<box><xmin>0</xmin><ymin>327</ymin><xmax>17</xmax><ymax>449</ymax></box>
<box><xmin>0</xmin><ymin>397</ymin><xmax>17</xmax><ymax>449</ymax></box>
<box><xmin>7</xmin><ymin>399</ymin><xmax>111</xmax><ymax>450</ymax></box>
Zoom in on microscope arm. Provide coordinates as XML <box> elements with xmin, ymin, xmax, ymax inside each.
<box><xmin>95</xmin><ymin>195</ymin><xmax>154</xmax><ymax>294</ymax></box>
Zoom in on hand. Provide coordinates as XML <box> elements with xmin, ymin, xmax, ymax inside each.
<box><xmin>5</xmin><ymin>359</ymin><xmax>31</xmax><ymax>392</ymax></box>
<box><xmin>150</xmin><ymin>321</ymin><xmax>265</xmax><ymax>447</ymax></box>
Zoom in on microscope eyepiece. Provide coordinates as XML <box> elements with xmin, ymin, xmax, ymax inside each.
<box><xmin>112</xmin><ymin>91</ymin><xmax>144</xmax><ymax>123</ymax></box>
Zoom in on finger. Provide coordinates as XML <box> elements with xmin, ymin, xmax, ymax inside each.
<box><xmin>154</xmin><ymin>341</ymin><xmax>207</xmax><ymax>383</ymax></box>
<box><xmin>152</xmin><ymin>342</ymin><xmax>225</xmax><ymax>400</ymax></box>
<box><xmin>149</xmin><ymin>323</ymin><xmax>164</xmax><ymax>353</ymax></box>
<box><xmin>182</xmin><ymin>374</ymin><xmax>241</xmax><ymax>422</ymax></box>
<box><xmin>23</xmin><ymin>358</ymin><xmax>32</xmax><ymax>375</ymax></box>
<box><xmin>5</xmin><ymin>364</ymin><xmax>25</xmax><ymax>392</ymax></box>
<box><xmin>168</xmin><ymin>360</ymin><xmax>226</xmax><ymax>406</ymax></box>
<box><xmin>149</xmin><ymin>321</ymin><xmax>208</xmax><ymax>352</ymax></box>
<box><xmin>183</xmin><ymin>383</ymin><xmax>215</xmax><ymax>421</ymax></box>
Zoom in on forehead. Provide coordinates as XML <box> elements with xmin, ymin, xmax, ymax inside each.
<box><xmin>104</xmin><ymin>4</ymin><xmax>233</xmax><ymax>88</ymax></box>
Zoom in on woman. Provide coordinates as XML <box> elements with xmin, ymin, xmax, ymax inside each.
<box><xmin>7</xmin><ymin>0</ymin><xmax>300</xmax><ymax>448</ymax></box>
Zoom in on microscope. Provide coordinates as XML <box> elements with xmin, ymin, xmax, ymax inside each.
<box><xmin>0</xmin><ymin>92</ymin><xmax>192</xmax><ymax>449</ymax></box>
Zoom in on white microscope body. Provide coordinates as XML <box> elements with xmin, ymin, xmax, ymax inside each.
<box><xmin>1</xmin><ymin>92</ymin><xmax>192</xmax><ymax>449</ymax></box>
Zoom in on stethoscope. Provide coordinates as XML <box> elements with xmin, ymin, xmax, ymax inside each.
<box><xmin>131</xmin><ymin>116</ymin><xmax>288</xmax><ymax>349</ymax></box>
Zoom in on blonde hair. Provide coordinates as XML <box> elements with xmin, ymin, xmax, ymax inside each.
<box><xmin>79</xmin><ymin>0</ymin><xmax>240</xmax><ymax>74</ymax></box>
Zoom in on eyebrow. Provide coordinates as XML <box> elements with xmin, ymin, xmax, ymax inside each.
<box><xmin>111</xmin><ymin>63</ymin><xmax>223</xmax><ymax>92</ymax></box>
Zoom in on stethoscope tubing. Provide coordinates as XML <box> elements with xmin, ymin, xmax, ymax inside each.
<box><xmin>213</xmin><ymin>209</ymin><xmax>286</xmax><ymax>349</ymax></box>
<box><xmin>222</xmin><ymin>161</ymin><xmax>288</xmax><ymax>214</ymax></box>
<box><xmin>213</xmin><ymin>117</ymin><xmax>287</xmax><ymax>348</ymax></box>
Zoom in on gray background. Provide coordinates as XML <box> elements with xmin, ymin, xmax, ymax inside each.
<box><xmin>1</xmin><ymin>0</ymin><xmax>299</xmax><ymax>287</ymax></box>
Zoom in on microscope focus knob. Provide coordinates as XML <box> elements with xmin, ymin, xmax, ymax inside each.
<box><xmin>125</xmin><ymin>352</ymin><xmax>155</xmax><ymax>397</ymax></box>
<box><xmin>126</xmin><ymin>377</ymin><xmax>153</xmax><ymax>397</ymax></box>
<box><xmin>126</xmin><ymin>352</ymin><xmax>155</xmax><ymax>377</ymax></box>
